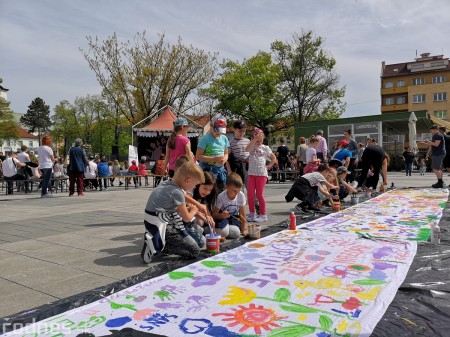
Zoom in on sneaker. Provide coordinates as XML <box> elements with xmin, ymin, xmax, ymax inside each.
<box><xmin>104</xmin><ymin>188</ymin><xmax>109</xmax><ymax>191</ymax></box>
<box><xmin>246</xmin><ymin>213</ymin><xmax>255</xmax><ymax>222</ymax></box>
<box><xmin>41</xmin><ymin>194</ymin><xmax>53</xmax><ymax>198</ymax></box>
<box><xmin>254</xmin><ymin>215</ymin><xmax>268</xmax><ymax>222</ymax></box>
<box><xmin>140</xmin><ymin>233</ymin><xmax>153</xmax><ymax>264</ymax></box>
<box><xmin>432</xmin><ymin>182</ymin><xmax>444</xmax><ymax>188</ymax></box>
<box><xmin>323</xmin><ymin>199</ymin><xmax>332</xmax><ymax>207</ymax></box>
<box><xmin>295</xmin><ymin>203</ymin><xmax>309</xmax><ymax>213</ymax></box>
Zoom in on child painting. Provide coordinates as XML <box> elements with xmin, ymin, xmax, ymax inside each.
<box><xmin>212</xmin><ymin>173</ymin><xmax>248</xmax><ymax>240</ymax></box>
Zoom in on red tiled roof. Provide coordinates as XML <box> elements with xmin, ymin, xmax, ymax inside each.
<box><xmin>15</xmin><ymin>126</ymin><xmax>39</xmax><ymax>139</ymax></box>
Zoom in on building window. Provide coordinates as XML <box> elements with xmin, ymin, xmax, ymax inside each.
<box><xmin>432</xmin><ymin>75</ymin><xmax>446</xmax><ymax>83</ymax></box>
<box><xmin>397</xmin><ymin>80</ymin><xmax>405</xmax><ymax>87</ymax></box>
<box><xmin>434</xmin><ymin>110</ymin><xmax>448</xmax><ymax>119</ymax></box>
<box><xmin>385</xmin><ymin>98</ymin><xmax>394</xmax><ymax>105</ymax></box>
<box><xmin>384</xmin><ymin>81</ymin><xmax>393</xmax><ymax>88</ymax></box>
<box><xmin>29</xmin><ymin>141</ymin><xmax>33</xmax><ymax>147</ymax></box>
<box><xmin>397</xmin><ymin>96</ymin><xmax>406</xmax><ymax>104</ymax></box>
<box><xmin>431</xmin><ymin>61</ymin><xmax>445</xmax><ymax>67</ymax></box>
<box><xmin>18</xmin><ymin>141</ymin><xmax>23</xmax><ymax>146</ymax></box>
<box><xmin>413</xmin><ymin>94</ymin><xmax>426</xmax><ymax>103</ymax></box>
<box><xmin>434</xmin><ymin>92</ymin><xmax>447</xmax><ymax>101</ymax></box>
<box><xmin>412</xmin><ymin>78</ymin><xmax>425</xmax><ymax>85</ymax></box>
<box><xmin>7</xmin><ymin>140</ymin><xmax>11</xmax><ymax>146</ymax></box>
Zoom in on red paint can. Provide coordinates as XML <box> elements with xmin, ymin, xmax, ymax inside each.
<box><xmin>206</xmin><ymin>234</ymin><xmax>220</xmax><ymax>253</ymax></box>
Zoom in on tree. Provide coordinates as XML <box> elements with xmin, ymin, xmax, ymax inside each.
<box><xmin>80</xmin><ymin>31</ymin><xmax>218</xmax><ymax>124</ymax></box>
<box><xmin>21</xmin><ymin>97</ymin><xmax>52</xmax><ymax>144</ymax></box>
<box><xmin>207</xmin><ymin>51</ymin><xmax>289</xmax><ymax>134</ymax></box>
<box><xmin>51</xmin><ymin>100</ymin><xmax>80</xmax><ymax>157</ymax></box>
<box><xmin>0</xmin><ymin>98</ymin><xmax>18</xmax><ymax>145</ymax></box>
<box><xmin>271</xmin><ymin>30</ymin><xmax>346</xmax><ymax>123</ymax></box>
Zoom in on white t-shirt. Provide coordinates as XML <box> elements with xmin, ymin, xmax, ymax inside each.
<box><xmin>16</xmin><ymin>152</ymin><xmax>30</xmax><ymax>163</ymax></box>
<box><xmin>85</xmin><ymin>161</ymin><xmax>98</xmax><ymax>178</ymax></box>
<box><xmin>215</xmin><ymin>190</ymin><xmax>246</xmax><ymax>217</ymax></box>
<box><xmin>2</xmin><ymin>157</ymin><xmax>20</xmax><ymax>177</ymax></box>
<box><xmin>305</xmin><ymin>147</ymin><xmax>317</xmax><ymax>163</ymax></box>
<box><xmin>247</xmin><ymin>144</ymin><xmax>272</xmax><ymax>176</ymax></box>
<box><xmin>37</xmin><ymin>145</ymin><xmax>54</xmax><ymax>169</ymax></box>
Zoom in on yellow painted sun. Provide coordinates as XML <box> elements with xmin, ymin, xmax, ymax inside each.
<box><xmin>213</xmin><ymin>303</ymin><xmax>287</xmax><ymax>334</ymax></box>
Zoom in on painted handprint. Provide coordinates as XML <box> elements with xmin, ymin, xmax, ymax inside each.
<box><xmin>186</xmin><ymin>295</ymin><xmax>210</xmax><ymax>312</ymax></box>
<box><xmin>153</xmin><ymin>290</ymin><xmax>173</xmax><ymax>301</ymax></box>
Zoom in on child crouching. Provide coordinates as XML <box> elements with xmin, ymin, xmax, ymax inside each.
<box><xmin>211</xmin><ymin>173</ymin><xmax>248</xmax><ymax>239</ymax></box>
<box><xmin>141</xmin><ymin>161</ymin><xmax>204</xmax><ymax>263</ymax></box>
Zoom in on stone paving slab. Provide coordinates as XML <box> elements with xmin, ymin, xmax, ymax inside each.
<box><xmin>0</xmin><ymin>172</ymin><xmax>437</xmax><ymax>318</ymax></box>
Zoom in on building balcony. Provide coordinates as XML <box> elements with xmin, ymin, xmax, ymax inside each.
<box><xmin>381</xmin><ymin>104</ymin><xmax>409</xmax><ymax>113</ymax></box>
<box><xmin>380</xmin><ymin>87</ymin><xmax>408</xmax><ymax>95</ymax></box>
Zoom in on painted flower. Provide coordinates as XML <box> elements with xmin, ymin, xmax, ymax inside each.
<box><xmin>219</xmin><ymin>286</ymin><xmax>257</xmax><ymax>305</ymax></box>
<box><xmin>191</xmin><ymin>274</ymin><xmax>221</xmax><ymax>287</ymax></box>
<box><xmin>321</xmin><ymin>265</ymin><xmax>352</xmax><ymax>279</ymax></box>
<box><xmin>342</xmin><ymin>297</ymin><xmax>363</xmax><ymax>310</ymax></box>
<box><xmin>212</xmin><ymin>303</ymin><xmax>287</xmax><ymax>335</ymax></box>
<box><xmin>223</xmin><ymin>263</ymin><xmax>259</xmax><ymax>277</ymax></box>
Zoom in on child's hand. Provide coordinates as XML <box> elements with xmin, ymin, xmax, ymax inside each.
<box><xmin>241</xmin><ymin>229</ymin><xmax>249</xmax><ymax>237</ymax></box>
<box><xmin>189</xmin><ymin>205</ymin><xmax>198</xmax><ymax>214</ymax></box>
<box><xmin>221</xmin><ymin>210</ymin><xmax>230</xmax><ymax>219</ymax></box>
<box><xmin>206</xmin><ymin>215</ymin><xmax>215</xmax><ymax>226</ymax></box>
<box><xmin>332</xmin><ymin>185</ymin><xmax>339</xmax><ymax>190</ymax></box>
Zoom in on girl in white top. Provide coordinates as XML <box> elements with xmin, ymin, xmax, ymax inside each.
<box><xmin>304</xmin><ymin>136</ymin><xmax>321</xmax><ymax>174</ymax></box>
<box><xmin>245</xmin><ymin>129</ymin><xmax>276</xmax><ymax>222</ymax></box>
<box><xmin>37</xmin><ymin>135</ymin><xmax>55</xmax><ymax>197</ymax></box>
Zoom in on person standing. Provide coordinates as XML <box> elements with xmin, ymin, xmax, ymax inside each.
<box><xmin>164</xmin><ymin>117</ymin><xmax>194</xmax><ymax>178</ymax></box>
<box><xmin>228</xmin><ymin>120</ymin><xmax>250</xmax><ymax>187</ymax></box>
<box><xmin>402</xmin><ymin>147</ymin><xmax>415</xmax><ymax>176</ymax></box>
<box><xmin>196</xmin><ymin>114</ymin><xmax>230</xmax><ymax>192</ymax></box>
<box><xmin>315</xmin><ymin>130</ymin><xmax>328</xmax><ymax>162</ymax></box>
<box><xmin>68</xmin><ymin>138</ymin><xmax>89</xmax><ymax>196</ymax></box>
<box><xmin>245</xmin><ymin>129</ymin><xmax>276</xmax><ymax>222</ymax></box>
<box><xmin>296</xmin><ymin>137</ymin><xmax>308</xmax><ymax>175</ymax></box>
<box><xmin>422</xmin><ymin>125</ymin><xmax>446</xmax><ymax>188</ymax></box>
<box><xmin>276</xmin><ymin>139</ymin><xmax>290</xmax><ymax>183</ymax></box>
<box><xmin>38</xmin><ymin>135</ymin><xmax>56</xmax><ymax>198</ymax></box>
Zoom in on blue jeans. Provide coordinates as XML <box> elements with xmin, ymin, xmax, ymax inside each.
<box><xmin>199</xmin><ymin>162</ymin><xmax>227</xmax><ymax>190</ymax></box>
<box><xmin>404</xmin><ymin>162</ymin><xmax>413</xmax><ymax>176</ymax></box>
<box><xmin>41</xmin><ymin>168</ymin><xmax>53</xmax><ymax>195</ymax></box>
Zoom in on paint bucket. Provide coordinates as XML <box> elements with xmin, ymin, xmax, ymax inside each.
<box><xmin>248</xmin><ymin>224</ymin><xmax>261</xmax><ymax>240</ymax></box>
<box><xmin>350</xmin><ymin>196</ymin><xmax>359</xmax><ymax>205</ymax></box>
<box><xmin>206</xmin><ymin>234</ymin><xmax>220</xmax><ymax>253</ymax></box>
<box><xmin>332</xmin><ymin>202</ymin><xmax>341</xmax><ymax>211</ymax></box>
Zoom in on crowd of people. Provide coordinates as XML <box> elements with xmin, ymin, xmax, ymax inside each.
<box><xmin>2</xmin><ymin>117</ymin><xmax>448</xmax><ymax>264</ymax></box>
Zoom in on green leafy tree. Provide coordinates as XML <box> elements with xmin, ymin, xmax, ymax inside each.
<box><xmin>80</xmin><ymin>31</ymin><xmax>218</xmax><ymax>124</ymax></box>
<box><xmin>271</xmin><ymin>30</ymin><xmax>346</xmax><ymax>123</ymax></box>
<box><xmin>0</xmin><ymin>98</ymin><xmax>19</xmax><ymax>145</ymax></box>
<box><xmin>51</xmin><ymin>100</ymin><xmax>80</xmax><ymax>157</ymax></box>
<box><xmin>208</xmin><ymin>51</ymin><xmax>289</xmax><ymax>134</ymax></box>
<box><xmin>20</xmin><ymin>97</ymin><xmax>52</xmax><ymax>144</ymax></box>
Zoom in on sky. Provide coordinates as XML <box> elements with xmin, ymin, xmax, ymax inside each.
<box><xmin>1</xmin><ymin>0</ymin><xmax>450</xmax><ymax>118</ymax></box>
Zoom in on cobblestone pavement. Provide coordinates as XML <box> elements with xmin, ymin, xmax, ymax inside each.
<box><xmin>0</xmin><ymin>171</ymin><xmax>438</xmax><ymax>317</ymax></box>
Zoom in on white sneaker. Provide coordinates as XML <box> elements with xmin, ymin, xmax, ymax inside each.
<box><xmin>140</xmin><ymin>233</ymin><xmax>153</xmax><ymax>264</ymax></box>
<box><xmin>246</xmin><ymin>213</ymin><xmax>255</xmax><ymax>222</ymax></box>
<box><xmin>254</xmin><ymin>215</ymin><xmax>268</xmax><ymax>222</ymax></box>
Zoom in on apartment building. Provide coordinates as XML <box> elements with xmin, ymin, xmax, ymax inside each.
<box><xmin>381</xmin><ymin>53</ymin><xmax>450</xmax><ymax>120</ymax></box>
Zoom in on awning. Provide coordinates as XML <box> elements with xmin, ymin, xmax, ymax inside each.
<box><xmin>428</xmin><ymin>114</ymin><xmax>450</xmax><ymax>130</ymax></box>
<box><xmin>136</xmin><ymin>130</ymin><xmax>200</xmax><ymax>138</ymax></box>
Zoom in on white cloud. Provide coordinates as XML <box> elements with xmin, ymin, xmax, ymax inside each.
<box><xmin>2</xmin><ymin>0</ymin><xmax>450</xmax><ymax>119</ymax></box>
